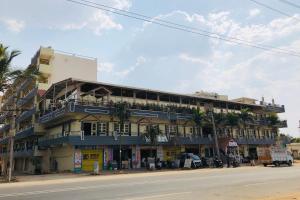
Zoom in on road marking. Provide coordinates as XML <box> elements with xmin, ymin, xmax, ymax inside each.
<box><xmin>124</xmin><ymin>192</ymin><xmax>191</xmax><ymax>200</ymax></box>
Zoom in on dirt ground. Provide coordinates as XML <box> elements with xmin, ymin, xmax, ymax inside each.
<box><xmin>260</xmin><ymin>193</ymin><xmax>300</xmax><ymax>200</ymax></box>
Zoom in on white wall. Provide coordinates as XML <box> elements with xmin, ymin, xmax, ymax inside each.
<box><xmin>50</xmin><ymin>53</ymin><xmax>97</xmax><ymax>84</ymax></box>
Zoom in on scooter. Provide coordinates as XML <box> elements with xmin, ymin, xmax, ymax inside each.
<box><xmin>214</xmin><ymin>157</ymin><xmax>224</xmax><ymax>168</ymax></box>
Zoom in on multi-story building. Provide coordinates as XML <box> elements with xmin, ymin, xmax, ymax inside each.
<box><xmin>0</xmin><ymin>47</ymin><xmax>97</xmax><ymax>174</ymax></box>
<box><xmin>0</xmin><ymin>47</ymin><xmax>287</xmax><ymax>174</ymax></box>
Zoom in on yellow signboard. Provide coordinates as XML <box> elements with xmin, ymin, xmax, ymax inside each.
<box><xmin>81</xmin><ymin>149</ymin><xmax>103</xmax><ymax>172</ymax></box>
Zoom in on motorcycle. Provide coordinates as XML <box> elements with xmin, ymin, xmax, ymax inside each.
<box><xmin>213</xmin><ymin>157</ymin><xmax>224</xmax><ymax>168</ymax></box>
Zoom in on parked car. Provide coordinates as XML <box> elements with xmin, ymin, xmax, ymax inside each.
<box><xmin>179</xmin><ymin>153</ymin><xmax>202</xmax><ymax>168</ymax></box>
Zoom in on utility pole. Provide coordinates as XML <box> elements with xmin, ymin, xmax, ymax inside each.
<box><xmin>8</xmin><ymin>98</ymin><xmax>16</xmax><ymax>182</ymax></box>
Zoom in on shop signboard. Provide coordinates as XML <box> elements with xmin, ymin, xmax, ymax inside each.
<box><xmin>184</xmin><ymin>159</ymin><xmax>192</xmax><ymax>168</ymax></box>
<box><xmin>74</xmin><ymin>149</ymin><xmax>82</xmax><ymax>173</ymax></box>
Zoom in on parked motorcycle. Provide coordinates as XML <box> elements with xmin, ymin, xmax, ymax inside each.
<box><xmin>213</xmin><ymin>157</ymin><xmax>224</xmax><ymax>168</ymax></box>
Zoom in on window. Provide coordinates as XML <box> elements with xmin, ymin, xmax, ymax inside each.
<box><xmin>97</xmin><ymin>122</ymin><xmax>107</xmax><ymax>135</ymax></box>
<box><xmin>40</xmin><ymin>58</ymin><xmax>50</xmax><ymax>65</ymax></box>
<box><xmin>166</xmin><ymin>125</ymin><xmax>177</xmax><ymax>136</ymax></box>
<box><xmin>114</xmin><ymin>123</ymin><xmax>130</xmax><ymax>135</ymax></box>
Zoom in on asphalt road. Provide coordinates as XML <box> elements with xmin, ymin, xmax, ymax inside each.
<box><xmin>1</xmin><ymin>165</ymin><xmax>300</xmax><ymax>200</ymax></box>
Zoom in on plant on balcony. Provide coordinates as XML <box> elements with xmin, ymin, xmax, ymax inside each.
<box><xmin>238</xmin><ymin>108</ymin><xmax>253</xmax><ymax>138</ymax></box>
<box><xmin>225</xmin><ymin>112</ymin><xmax>239</xmax><ymax>138</ymax></box>
<box><xmin>144</xmin><ymin>124</ymin><xmax>161</xmax><ymax>157</ymax></box>
<box><xmin>266</xmin><ymin>113</ymin><xmax>279</xmax><ymax>126</ymax></box>
<box><xmin>111</xmin><ymin>102</ymin><xmax>130</xmax><ymax>169</ymax></box>
<box><xmin>192</xmin><ymin>108</ymin><xmax>205</xmax><ymax>137</ymax></box>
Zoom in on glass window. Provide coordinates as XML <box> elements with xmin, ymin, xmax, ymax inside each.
<box><xmin>114</xmin><ymin>123</ymin><xmax>130</xmax><ymax>135</ymax></box>
<box><xmin>97</xmin><ymin>122</ymin><xmax>107</xmax><ymax>135</ymax></box>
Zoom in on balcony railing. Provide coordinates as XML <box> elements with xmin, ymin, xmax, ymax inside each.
<box><xmin>260</xmin><ymin>101</ymin><xmax>285</xmax><ymax>113</ymax></box>
<box><xmin>17</xmin><ymin>88</ymin><xmax>37</xmax><ymax>107</ymax></box>
<box><xmin>15</xmin><ymin>126</ymin><xmax>34</xmax><ymax>140</ymax></box>
<box><xmin>39</xmin><ymin>100</ymin><xmax>194</xmax><ymax>124</ymax></box>
<box><xmin>16</xmin><ymin>107</ymin><xmax>36</xmax><ymax>123</ymax></box>
<box><xmin>0</xmin><ymin>124</ymin><xmax>10</xmax><ymax>133</ymax></box>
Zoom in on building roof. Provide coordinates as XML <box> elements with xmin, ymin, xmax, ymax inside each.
<box><xmin>41</xmin><ymin>78</ymin><xmax>267</xmax><ymax>110</ymax></box>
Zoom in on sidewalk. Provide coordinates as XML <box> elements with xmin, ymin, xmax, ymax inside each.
<box><xmin>1</xmin><ymin>163</ymin><xmax>298</xmax><ymax>186</ymax></box>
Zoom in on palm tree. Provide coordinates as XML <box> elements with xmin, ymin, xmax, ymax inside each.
<box><xmin>0</xmin><ymin>43</ymin><xmax>43</xmax><ymax>181</ymax></box>
<box><xmin>111</xmin><ymin>102</ymin><xmax>130</xmax><ymax>169</ymax></box>
<box><xmin>145</xmin><ymin>124</ymin><xmax>161</xmax><ymax>157</ymax></box>
<box><xmin>239</xmin><ymin>108</ymin><xmax>253</xmax><ymax>138</ymax></box>
<box><xmin>192</xmin><ymin>108</ymin><xmax>205</xmax><ymax>137</ymax></box>
<box><xmin>225</xmin><ymin>112</ymin><xmax>239</xmax><ymax>138</ymax></box>
<box><xmin>0</xmin><ymin>44</ymin><xmax>21</xmax><ymax>93</ymax></box>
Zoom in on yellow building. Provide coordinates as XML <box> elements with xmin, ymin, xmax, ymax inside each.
<box><xmin>0</xmin><ymin>47</ymin><xmax>287</xmax><ymax>174</ymax></box>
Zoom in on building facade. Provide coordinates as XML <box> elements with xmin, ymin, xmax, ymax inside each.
<box><xmin>0</xmin><ymin>48</ymin><xmax>287</xmax><ymax>174</ymax></box>
<box><xmin>0</xmin><ymin>47</ymin><xmax>97</xmax><ymax>174</ymax></box>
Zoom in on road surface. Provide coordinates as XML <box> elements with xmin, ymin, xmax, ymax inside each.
<box><xmin>0</xmin><ymin>165</ymin><xmax>300</xmax><ymax>200</ymax></box>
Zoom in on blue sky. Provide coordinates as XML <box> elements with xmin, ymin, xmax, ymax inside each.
<box><xmin>1</xmin><ymin>0</ymin><xmax>300</xmax><ymax>137</ymax></box>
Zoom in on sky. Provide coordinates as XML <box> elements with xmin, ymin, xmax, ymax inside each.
<box><xmin>0</xmin><ymin>0</ymin><xmax>300</xmax><ymax>137</ymax></box>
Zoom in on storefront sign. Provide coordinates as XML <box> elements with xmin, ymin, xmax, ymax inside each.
<box><xmin>184</xmin><ymin>159</ymin><xmax>192</xmax><ymax>168</ymax></box>
<box><xmin>157</xmin><ymin>135</ymin><xmax>168</xmax><ymax>142</ymax></box>
<box><xmin>74</xmin><ymin>149</ymin><xmax>82</xmax><ymax>173</ymax></box>
<box><xmin>228</xmin><ymin>140</ymin><xmax>238</xmax><ymax>147</ymax></box>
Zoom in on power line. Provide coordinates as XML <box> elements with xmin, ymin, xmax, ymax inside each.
<box><xmin>248</xmin><ymin>0</ymin><xmax>300</xmax><ymax>22</ymax></box>
<box><xmin>279</xmin><ymin>0</ymin><xmax>300</xmax><ymax>9</ymax></box>
<box><xmin>65</xmin><ymin>0</ymin><xmax>300</xmax><ymax>57</ymax></box>
<box><xmin>77</xmin><ymin>0</ymin><xmax>300</xmax><ymax>56</ymax></box>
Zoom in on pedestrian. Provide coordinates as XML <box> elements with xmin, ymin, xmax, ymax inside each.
<box><xmin>226</xmin><ymin>154</ymin><xmax>230</xmax><ymax>168</ymax></box>
<box><xmin>250</xmin><ymin>154</ymin><xmax>255</xmax><ymax>166</ymax></box>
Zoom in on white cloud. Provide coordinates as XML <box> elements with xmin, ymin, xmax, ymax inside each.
<box><xmin>248</xmin><ymin>8</ymin><xmax>261</xmax><ymax>18</ymax></box>
<box><xmin>98</xmin><ymin>56</ymin><xmax>147</xmax><ymax>79</ymax></box>
<box><xmin>112</xmin><ymin>0</ymin><xmax>132</xmax><ymax>10</ymax></box>
<box><xmin>98</xmin><ymin>62</ymin><xmax>114</xmax><ymax>73</ymax></box>
<box><xmin>1</xmin><ymin>18</ymin><xmax>25</xmax><ymax>33</ymax></box>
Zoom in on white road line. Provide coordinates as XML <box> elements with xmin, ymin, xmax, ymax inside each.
<box><xmin>124</xmin><ymin>192</ymin><xmax>191</xmax><ymax>200</ymax></box>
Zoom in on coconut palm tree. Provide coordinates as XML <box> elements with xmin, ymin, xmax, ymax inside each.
<box><xmin>192</xmin><ymin>108</ymin><xmax>205</xmax><ymax>137</ymax></box>
<box><xmin>145</xmin><ymin>124</ymin><xmax>161</xmax><ymax>157</ymax></box>
<box><xmin>0</xmin><ymin>44</ymin><xmax>22</xmax><ymax>93</ymax></box>
<box><xmin>238</xmin><ymin>108</ymin><xmax>253</xmax><ymax>138</ymax></box>
<box><xmin>111</xmin><ymin>102</ymin><xmax>130</xmax><ymax>169</ymax></box>
<box><xmin>225</xmin><ymin>112</ymin><xmax>239</xmax><ymax>138</ymax></box>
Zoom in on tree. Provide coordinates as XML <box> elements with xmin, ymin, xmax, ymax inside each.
<box><xmin>225</xmin><ymin>112</ymin><xmax>239</xmax><ymax>138</ymax></box>
<box><xmin>192</xmin><ymin>108</ymin><xmax>205</xmax><ymax>137</ymax></box>
<box><xmin>238</xmin><ymin>108</ymin><xmax>253</xmax><ymax>138</ymax></box>
<box><xmin>144</xmin><ymin>124</ymin><xmax>161</xmax><ymax>157</ymax></box>
<box><xmin>0</xmin><ymin>43</ymin><xmax>42</xmax><ymax>181</ymax></box>
<box><xmin>0</xmin><ymin>44</ymin><xmax>22</xmax><ymax>92</ymax></box>
<box><xmin>111</xmin><ymin>102</ymin><xmax>130</xmax><ymax>169</ymax></box>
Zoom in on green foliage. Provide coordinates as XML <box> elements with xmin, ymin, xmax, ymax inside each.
<box><xmin>226</xmin><ymin>112</ymin><xmax>239</xmax><ymax>127</ymax></box>
<box><xmin>145</xmin><ymin>125</ymin><xmax>161</xmax><ymax>145</ymax></box>
<box><xmin>291</xmin><ymin>138</ymin><xmax>300</xmax><ymax>143</ymax></box>
<box><xmin>267</xmin><ymin>113</ymin><xmax>279</xmax><ymax>126</ymax></box>
<box><xmin>0</xmin><ymin>44</ymin><xmax>21</xmax><ymax>92</ymax></box>
<box><xmin>193</xmin><ymin>108</ymin><xmax>205</xmax><ymax>127</ymax></box>
<box><xmin>112</xmin><ymin>102</ymin><xmax>130</xmax><ymax>126</ymax></box>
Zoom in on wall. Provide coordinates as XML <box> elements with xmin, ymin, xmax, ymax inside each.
<box><xmin>51</xmin><ymin>53</ymin><xmax>97</xmax><ymax>84</ymax></box>
<box><xmin>51</xmin><ymin>145</ymin><xmax>74</xmax><ymax>172</ymax></box>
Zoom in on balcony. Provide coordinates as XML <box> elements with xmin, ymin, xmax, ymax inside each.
<box><xmin>236</xmin><ymin>138</ymin><xmax>275</xmax><ymax>145</ymax></box>
<box><xmin>38</xmin><ymin>135</ymin><xmax>213</xmax><ymax>147</ymax></box>
<box><xmin>38</xmin><ymin>83</ymin><xmax>50</xmax><ymax>90</ymax></box>
<box><xmin>16</xmin><ymin>107</ymin><xmax>36</xmax><ymax>123</ymax></box>
<box><xmin>39</xmin><ymin>101</ymin><xmax>194</xmax><ymax>124</ymax></box>
<box><xmin>15</xmin><ymin>127</ymin><xmax>34</xmax><ymax>140</ymax></box>
<box><xmin>13</xmin><ymin>149</ymin><xmax>34</xmax><ymax>158</ymax></box>
<box><xmin>0</xmin><ymin>124</ymin><xmax>10</xmax><ymax>133</ymax></box>
<box><xmin>260</xmin><ymin>102</ymin><xmax>285</xmax><ymax>113</ymax></box>
<box><xmin>0</xmin><ymin>111</ymin><xmax>13</xmax><ymax>124</ymax></box>
<box><xmin>275</xmin><ymin>120</ymin><xmax>288</xmax><ymax>128</ymax></box>
<box><xmin>17</xmin><ymin>88</ymin><xmax>37</xmax><ymax>107</ymax></box>
<box><xmin>17</xmin><ymin>78</ymin><xmax>34</xmax><ymax>94</ymax></box>
<box><xmin>39</xmin><ymin>64</ymin><xmax>51</xmax><ymax>75</ymax></box>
